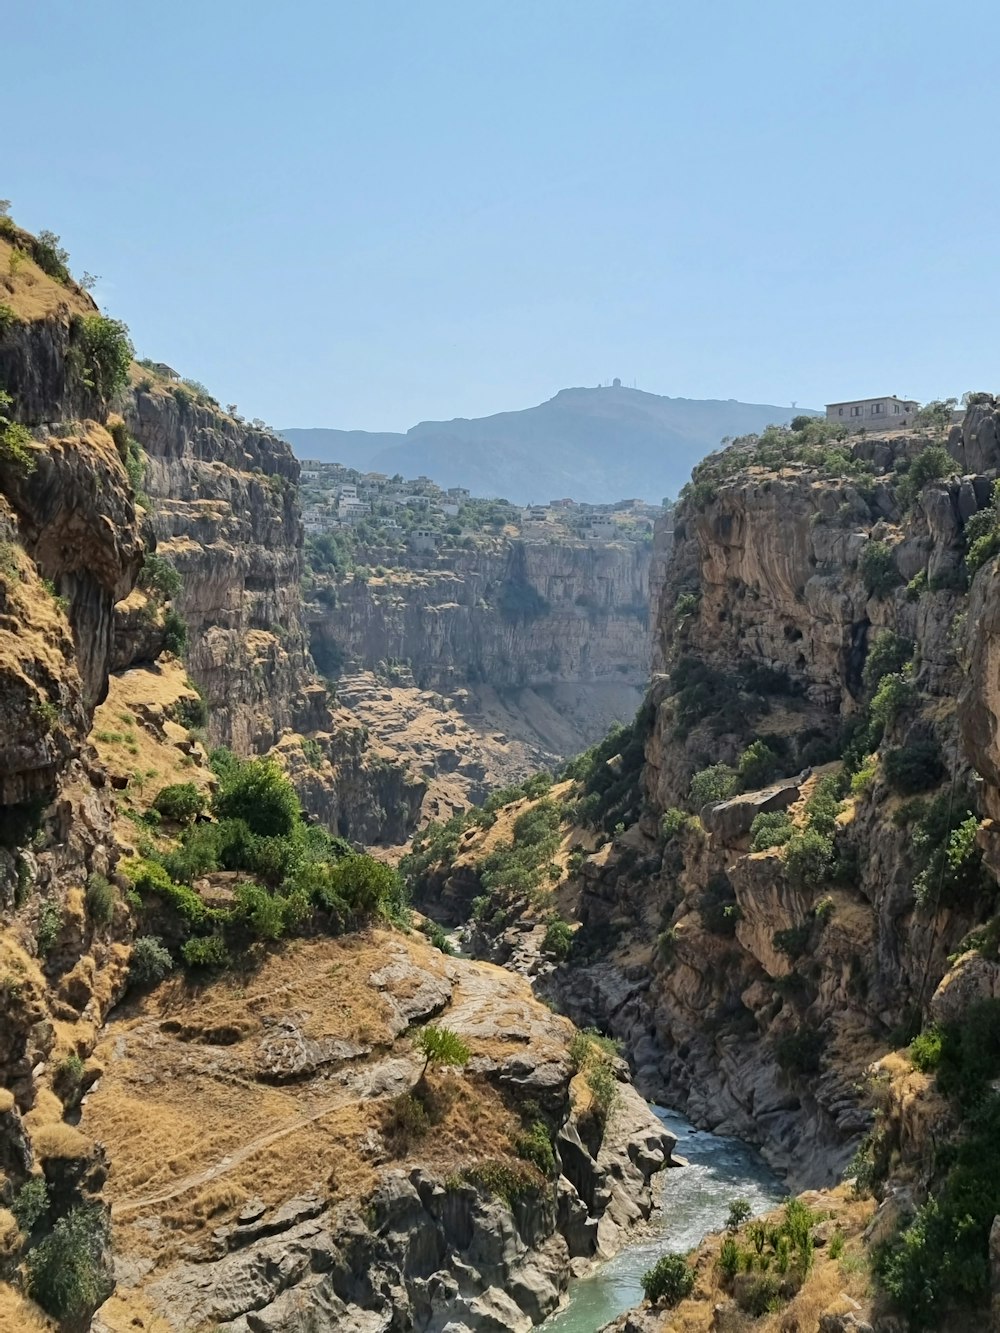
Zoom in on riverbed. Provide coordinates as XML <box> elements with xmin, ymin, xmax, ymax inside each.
<box><xmin>541</xmin><ymin>1105</ymin><xmax>785</xmax><ymax>1332</ymax></box>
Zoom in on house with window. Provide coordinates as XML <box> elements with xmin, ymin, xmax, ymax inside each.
<box><xmin>825</xmin><ymin>396</ymin><xmax>918</xmax><ymax>427</ymax></box>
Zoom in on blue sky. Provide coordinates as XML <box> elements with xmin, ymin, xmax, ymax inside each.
<box><xmin>6</xmin><ymin>1</ymin><xmax>997</xmax><ymax>431</ymax></box>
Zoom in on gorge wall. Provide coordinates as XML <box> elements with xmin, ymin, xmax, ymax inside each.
<box><xmin>308</xmin><ymin>536</ymin><xmax>654</xmax><ymax>769</ymax></box>
<box><xmin>0</xmin><ymin>218</ymin><xmax>685</xmax><ymax>1333</ymax></box>
<box><xmin>409</xmin><ymin>411</ymin><xmax>1000</xmax><ymax>1327</ymax></box>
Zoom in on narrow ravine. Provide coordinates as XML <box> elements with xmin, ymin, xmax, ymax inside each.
<box><xmin>541</xmin><ymin>1106</ymin><xmax>785</xmax><ymax>1333</ymax></box>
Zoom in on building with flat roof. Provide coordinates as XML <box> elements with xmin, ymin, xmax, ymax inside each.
<box><xmin>825</xmin><ymin>396</ymin><xmax>918</xmax><ymax>427</ymax></box>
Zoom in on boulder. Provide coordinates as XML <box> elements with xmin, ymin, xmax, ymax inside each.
<box><xmin>701</xmin><ymin>778</ymin><xmax>801</xmax><ymax>845</ymax></box>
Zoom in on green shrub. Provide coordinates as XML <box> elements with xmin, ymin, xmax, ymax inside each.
<box><xmin>32</xmin><ymin>230</ymin><xmax>71</xmax><ymax>283</ymax></box>
<box><xmin>383</xmin><ymin>1091</ymin><xmax>429</xmax><ymax>1149</ymax></box>
<box><xmin>213</xmin><ymin>757</ymin><xmax>300</xmax><ymax>837</ymax></box>
<box><xmin>750</xmin><ymin>809</ymin><xmax>793</xmax><ymax>851</ymax></box>
<box><xmin>905</xmin><ymin>569</ymin><xmax>928</xmax><ymax>601</ymax></box>
<box><xmin>863</xmin><ymin>630</ymin><xmax>914</xmax><ymax>692</ymax></box>
<box><xmin>36</xmin><ymin>899</ymin><xmax>62</xmax><ymax>954</ymax></box>
<box><xmin>420</xmin><ymin>919</ymin><xmax>454</xmax><ymax>954</ymax></box>
<box><xmin>11</xmin><ymin>1176</ymin><xmax>49</xmax><ymax>1233</ymax></box>
<box><xmin>0</xmin><ymin>388</ymin><xmax>36</xmax><ymax>474</ymax></box>
<box><xmin>674</xmin><ymin>590</ymin><xmax>700</xmax><ymax>620</ymax></box>
<box><xmin>162</xmin><ymin>608</ymin><xmax>188</xmax><ymax>655</ymax></box>
<box><xmin>153</xmin><ymin>782</ymin><xmax>205</xmax><ymax>824</ymax></box>
<box><xmin>870</xmin><ymin>670</ymin><xmax>918</xmax><ymax>731</ymax></box>
<box><xmin>85</xmin><ymin>872</ymin><xmax>116</xmax><ymax>926</ymax></box>
<box><xmin>738</xmin><ymin>740</ymin><xmax>780</xmax><ymax>789</ymax></box>
<box><xmin>25</xmin><ymin>1204</ymin><xmax>112</xmax><ymax>1321</ymax></box>
<box><xmin>859</xmin><ymin>540</ymin><xmax>900</xmax><ymax>598</ymax></box>
<box><xmin>139</xmin><ymin>552</ymin><xmax>183</xmax><ymax>602</ymax></box>
<box><xmin>884</xmin><ymin>739</ymin><xmax>944</xmax><ymax>795</ymax></box>
<box><xmin>689</xmin><ymin>763</ymin><xmax>740</xmax><ymax>808</ymax></box>
<box><xmin>775</xmin><ymin>1027</ymin><xmax>825</xmax><ymax>1075</ymax></box>
<box><xmin>128</xmin><ymin>935</ymin><xmax>173</xmax><ymax>986</ymax></box>
<box><xmin>460</xmin><ymin>1158</ymin><xmax>541</xmax><ymax>1205</ymax></box>
<box><xmin>542</xmin><ymin>917</ymin><xmax>573</xmax><ymax>961</ymax></box>
<box><xmin>897</xmin><ymin>446</ymin><xmax>954</xmax><ymax>507</ymax></box>
<box><xmin>909</xmin><ymin>1026</ymin><xmax>944</xmax><ymax>1073</ymax></box>
<box><xmin>718</xmin><ymin>1235</ymin><xmax>742</xmax><ymax>1277</ymax></box>
<box><xmin>736</xmin><ymin>1272</ymin><xmax>782</xmax><ymax>1316</ymax></box>
<box><xmin>850</xmin><ymin>760</ymin><xmax>877</xmax><ymax>795</ymax></box>
<box><xmin>73</xmin><ymin>315</ymin><xmax>133</xmax><ymax>401</ymax></box>
<box><xmin>727</xmin><ymin>1197</ymin><xmax>753</xmax><ymax>1231</ymax></box>
<box><xmin>586</xmin><ymin>1059</ymin><xmax>620</xmax><ymax>1120</ymax></box>
<box><xmin>661</xmin><ymin>807</ymin><xmax>690</xmax><ymax>840</ymax></box>
<box><xmin>783</xmin><ymin>829</ymin><xmax>833</xmax><ymax>888</ymax></box>
<box><xmin>415</xmin><ymin>1025</ymin><xmax>470</xmax><ymax>1077</ymax></box>
<box><xmin>568</xmin><ymin>1027</ymin><xmax>621</xmax><ymax>1071</ymax></box>
<box><xmin>641</xmin><ymin>1252</ymin><xmax>696</xmax><ymax>1306</ymax></box>
<box><xmin>699</xmin><ymin>873</ymin><xmax>740</xmax><ymax>935</ymax></box>
<box><xmin>773</xmin><ymin>923</ymin><xmax>812</xmax><ymax>960</ymax></box>
<box><xmin>180</xmin><ymin>934</ymin><xmax>230</xmax><ymax>969</ymax></box>
<box><xmin>514</xmin><ymin>1120</ymin><xmax>556</xmax><ymax>1176</ymax></box>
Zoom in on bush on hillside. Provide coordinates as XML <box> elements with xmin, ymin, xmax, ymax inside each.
<box><xmin>153</xmin><ymin>782</ymin><xmax>205</xmax><ymax>824</ymax></box>
<box><xmin>863</xmin><ymin>630</ymin><xmax>914</xmax><ymax>692</ymax></box>
<box><xmin>74</xmin><ymin>314</ymin><xmax>133</xmax><ymax>401</ymax></box>
<box><xmin>859</xmin><ymin>540</ymin><xmax>901</xmax><ymax>598</ymax></box>
<box><xmin>737</xmin><ymin>739</ymin><xmax>780</xmax><ymax>789</ymax></box>
<box><xmin>750</xmin><ymin>809</ymin><xmax>794</xmax><ymax>851</ymax></box>
<box><xmin>689</xmin><ymin>763</ymin><xmax>740</xmax><ymax>808</ymax></box>
<box><xmin>641</xmin><ymin>1252</ymin><xmax>696</xmax><ymax>1306</ymax></box>
<box><xmin>128</xmin><ymin>936</ymin><xmax>174</xmax><ymax>987</ymax></box>
<box><xmin>25</xmin><ymin>1205</ymin><xmax>112</xmax><ymax>1321</ymax></box>
<box><xmin>883</xmin><ymin>739</ymin><xmax>944</xmax><ymax>795</ymax></box>
<box><xmin>212</xmin><ymin>757</ymin><xmax>301</xmax><ymax>837</ymax></box>
<box><xmin>698</xmin><ymin>872</ymin><xmax>740</xmax><ymax>935</ymax></box>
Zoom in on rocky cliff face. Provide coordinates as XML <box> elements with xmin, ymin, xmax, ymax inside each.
<box><xmin>85</xmin><ymin>931</ymin><xmax>675</xmax><ymax>1333</ymax></box>
<box><xmin>309</xmin><ymin>537</ymin><xmax>653</xmax><ymax>764</ymax></box>
<box><xmin>567</xmin><ymin>425</ymin><xmax>984</xmax><ymax>1181</ymax></box>
<box><xmin>125</xmin><ymin>385</ymin><xmax>313</xmax><ymax>754</ymax></box>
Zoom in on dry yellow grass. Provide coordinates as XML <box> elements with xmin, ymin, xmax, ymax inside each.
<box><xmin>653</xmin><ymin>1186</ymin><xmax>876</xmax><ymax>1332</ymax></box>
<box><xmin>79</xmin><ymin>928</ymin><xmax>553</xmax><ymax>1287</ymax></box>
<box><xmin>0</xmin><ymin>1283</ymin><xmax>51</xmax><ymax>1331</ymax></box>
<box><xmin>89</xmin><ymin>660</ymin><xmax>212</xmax><ymax>832</ymax></box>
<box><xmin>29</xmin><ymin>1122</ymin><xmax>93</xmax><ymax>1163</ymax></box>
<box><xmin>0</xmin><ymin>231</ymin><xmax>94</xmax><ymax>323</ymax></box>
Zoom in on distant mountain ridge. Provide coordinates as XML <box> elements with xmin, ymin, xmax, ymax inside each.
<box><xmin>281</xmin><ymin>386</ymin><xmax>819</xmax><ymax>504</ymax></box>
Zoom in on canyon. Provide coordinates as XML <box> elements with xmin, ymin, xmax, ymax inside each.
<box><xmin>3</xmin><ymin>208</ymin><xmax>1000</xmax><ymax>1333</ymax></box>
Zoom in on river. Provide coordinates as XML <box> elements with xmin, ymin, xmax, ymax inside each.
<box><xmin>541</xmin><ymin>1105</ymin><xmax>785</xmax><ymax>1332</ymax></box>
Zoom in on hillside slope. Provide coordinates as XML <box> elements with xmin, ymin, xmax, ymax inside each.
<box><xmin>283</xmin><ymin>386</ymin><xmax>817</xmax><ymax>504</ymax></box>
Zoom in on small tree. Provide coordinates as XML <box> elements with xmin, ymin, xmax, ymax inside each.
<box><xmin>213</xmin><ymin>757</ymin><xmax>300</xmax><ymax>837</ymax></box>
<box><xmin>727</xmin><ymin>1197</ymin><xmax>753</xmax><ymax>1231</ymax></box>
<box><xmin>25</xmin><ymin>1205</ymin><xmax>112</xmax><ymax>1321</ymax></box>
<box><xmin>641</xmin><ymin>1252</ymin><xmax>696</xmax><ymax>1306</ymax></box>
<box><xmin>128</xmin><ymin>935</ymin><xmax>173</xmax><ymax>987</ymax></box>
<box><xmin>415</xmin><ymin>1025</ymin><xmax>470</xmax><ymax>1080</ymax></box>
<box><xmin>153</xmin><ymin>782</ymin><xmax>205</xmax><ymax>824</ymax></box>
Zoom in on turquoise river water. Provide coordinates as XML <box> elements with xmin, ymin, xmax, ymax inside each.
<box><xmin>540</xmin><ymin>1105</ymin><xmax>785</xmax><ymax>1332</ymax></box>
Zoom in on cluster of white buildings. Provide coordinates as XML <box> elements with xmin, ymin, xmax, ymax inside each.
<box><xmin>299</xmin><ymin>461</ymin><xmax>472</xmax><ymax>539</ymax></box>
<box><xmin>519</xmin><ymin>496</ymin><xmax>661</xmax><ymax>542</ymax></box>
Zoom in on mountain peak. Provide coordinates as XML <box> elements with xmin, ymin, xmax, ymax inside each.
<box><xmin>282</xmin><ymin>389</ymin><xmax>817</xmax><ymax>505</ymax></box>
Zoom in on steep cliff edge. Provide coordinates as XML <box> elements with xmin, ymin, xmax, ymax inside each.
<box><xmin>308</xmin><ymin>535</ymin><xmax>653</xmax><ymax>768</ymax></box>
<box><xmin>0</xmin><ymin>218</ymin><xmax>677</xmax><ymax>1332</ymax></box>
<box><xmin>412</xmin><ymin>412</ymin><xmax>1000</xmax><ymax>1329</ymax></box>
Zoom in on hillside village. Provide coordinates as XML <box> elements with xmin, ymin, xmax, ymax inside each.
<box><xmin>298</xmin><ymin>456</ymin><xmax>665</xmax><ymax>556</ymax></box>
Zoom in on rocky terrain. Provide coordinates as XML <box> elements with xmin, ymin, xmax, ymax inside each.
<box><xmin>308</xmin><ymin>534</ymin><xmax>653</xmax><ymax>771</ymax></box>
<box><xmin>412</xmin><ymin>411</ymin><xmax>1000</xmax><ymax>1330</ymax></box>
<box><xmin>0</xmin><ymin>218</ymin><xmax>679</xmax><ymax>1332</ymax></box>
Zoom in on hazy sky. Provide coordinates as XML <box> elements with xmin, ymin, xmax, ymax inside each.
<box><xmin>7</xmin><ymin>1</ymin><xmax>997</xmax><ymax>431</ymax></box>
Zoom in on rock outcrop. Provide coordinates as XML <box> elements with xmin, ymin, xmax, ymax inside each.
<box><xmin>83</xmin><ymin>933</ymin><xmax>675</xmax><ymax>1332</ymax></box>
<box><xmin>308</xmin><ymin>536</ymin><xmax>653</xmax><ymax>764</ymax></box>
